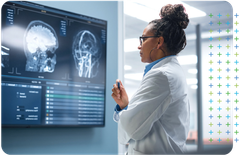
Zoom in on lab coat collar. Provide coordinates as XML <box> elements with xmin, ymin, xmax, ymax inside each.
<box><xmin>143</xmin><ymin>55</ymin><xmax>175</xmax><ymax>76</ymax></box>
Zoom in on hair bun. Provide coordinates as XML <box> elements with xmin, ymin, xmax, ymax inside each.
<box><xmin>159</xmin><ymin>4</ymin><xmax>189</xmax><ymax>29</ymax></box>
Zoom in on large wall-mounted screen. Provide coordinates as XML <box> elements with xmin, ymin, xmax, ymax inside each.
<box><xmin>1</xmin><ymin>1</ymin><xmax>107</xmax><ymax>127</ymax></box>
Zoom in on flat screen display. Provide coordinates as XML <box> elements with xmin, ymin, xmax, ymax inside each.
<box><xmin>1</xmin><ymin>1</ymin><xmax>107</xmax><ymax>127</ymax></box>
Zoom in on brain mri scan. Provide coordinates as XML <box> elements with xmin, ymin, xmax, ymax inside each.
<box><xmin>24</xmin><ymin>20</ymin><xmax>58</xmax><ymax>73</ymax></box>
<box><xmin>72</xmin><ymin>30</ymin><xmax>101</xmax><ymax>78</ymax></box>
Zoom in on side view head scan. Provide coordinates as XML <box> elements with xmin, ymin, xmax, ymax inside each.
<box><xmin>24</xmin><ymin>20</ymin><xmax>58</xmax><ymax>73</ymax></box>
<box><xmin>72</xmin><ymin>30</ymin><xmax>101</xmax><ymax>78</ymax></box>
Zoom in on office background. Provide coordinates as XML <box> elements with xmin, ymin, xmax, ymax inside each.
<box><xmin>1</xmin><ymin>0</ymin><xmax>238</xmax><ymax>155</ymax></box>
<box><xmin>123</xmin><ymin>0</ymin><xmax>234</xmax><ymax>153</ymax></box>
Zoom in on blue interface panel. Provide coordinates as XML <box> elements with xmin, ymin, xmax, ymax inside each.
<box><xmin>1</xmin><ymin>1</ymin><xmax>107</xmax><ymax>127</ymax></box>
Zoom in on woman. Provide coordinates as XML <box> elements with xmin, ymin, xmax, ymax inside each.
<box><xmin>112</xmin><ymin>4</ymin><xmax>190</xmax><ymax>154</ymax></box>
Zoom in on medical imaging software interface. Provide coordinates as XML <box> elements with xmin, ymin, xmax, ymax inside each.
<box><xmin>1</xmin><ymin>2</ymin><xmax>107</xmax><ymax>127</ymax></box>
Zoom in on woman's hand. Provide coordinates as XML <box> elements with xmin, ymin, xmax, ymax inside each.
<box><xmin>111</xmin><ymin>79</ymin><xmax>129</xmax><ymax>109</ymax></box>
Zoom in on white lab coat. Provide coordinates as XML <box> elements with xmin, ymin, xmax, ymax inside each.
<box><xmin>114</xmin><ymin>56</ymin><xmax>190</xmax><ymax>154</ymax></box>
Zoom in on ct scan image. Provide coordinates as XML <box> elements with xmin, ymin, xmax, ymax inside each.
<box><xmin>72</xmin><ymin>30</ymin><xmax>102</xmax><ymax>78</ymax></box>
<box><xmin>24</xmin><ymin>20</ymin><xmax>59</xmax><ymax>73</ymax></box>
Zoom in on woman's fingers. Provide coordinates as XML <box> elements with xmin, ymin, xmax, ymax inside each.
<box><xmin>116</xmin><ymin>79</ymin><xmax>127</xmax><ymax>95</ymax></box>
<box><xmin>112</xmin><ymin>84</ymin><xmax>120</xmax><ymax>99</ymax></box>
<box><xmin>111</xmin><ymin>79</ymin><xmax>129</xmax><ymax>109</ymax></box>
<box><xmin>111</xmin><ymin>92</ymin><xmax>117</xmax><ymax>99</ymax></box>
<box><xmin>111</xmin><ymin>92</ymin><xmax>122</xmax><ymax>103</ymax></box>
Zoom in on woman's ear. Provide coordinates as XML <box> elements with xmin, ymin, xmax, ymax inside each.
<box><xmin>157</xmin><ymin>36</ymin><xmax>164</xmax><ymax>49</ymax></box>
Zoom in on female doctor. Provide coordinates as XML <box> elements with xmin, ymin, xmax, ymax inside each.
<box><xmin>111</xmin><ymin>4</ymin><xmax>190</xmax><ymax>155</ymax></box>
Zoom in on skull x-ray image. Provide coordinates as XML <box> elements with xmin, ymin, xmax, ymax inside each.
<box><xmin>72</xmin><ymin>30</ymin><xmax>101</xmax><ymax>78</ymax></box>
<box><xmin>24</xmin><ymin>20</ymin><xmax>58</xmax><ymax>72</ymax></box>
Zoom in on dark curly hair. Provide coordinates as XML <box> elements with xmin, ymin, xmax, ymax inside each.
<box><xmin>149</xmin><ymin>4</ymin><xmax>189</xmax><ymax>55</ymax></box>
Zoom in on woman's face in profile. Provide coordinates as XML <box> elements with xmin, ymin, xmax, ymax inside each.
<box><xmin>138</xmin><ymin>24</ymin><xmax>159</xmax><ymax>63</ymax></box>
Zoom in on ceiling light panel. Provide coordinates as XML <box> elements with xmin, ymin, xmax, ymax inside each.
<box><xmin>124</xmin><ymin>0</ymin><xmax>206</xmax><ymax>23</ymax></box>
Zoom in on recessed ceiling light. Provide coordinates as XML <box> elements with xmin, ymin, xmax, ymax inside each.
<box><xmin>188</xmin><ymin>69</ymin><xmax>198</xmax><ymax>74</ymax></box>
<box><xmin>190</xmin><ymin>85</ymin><xmax>198</xmax><ymax>89</ymax></box>
<box><xmin>124</xmin><ymin>65</ymin><xmax>132</xmax><ymax>70</ymax></box>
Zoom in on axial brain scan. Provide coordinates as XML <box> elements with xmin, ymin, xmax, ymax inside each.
<box><xmin>72</xmin><ymin>30</ymin><xmax>101</xmax><ymax>78</ymax></box>
<box><xmin>24</xmin><ymin>20</ymin><xmax>58</xmax><ymax>73</ymax></box>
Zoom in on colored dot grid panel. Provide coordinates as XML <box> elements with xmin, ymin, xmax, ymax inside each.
<box><xmin>204</xmin><ymin>12</ymin><xmax>233</xmax><ymax>145</ymax></box>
